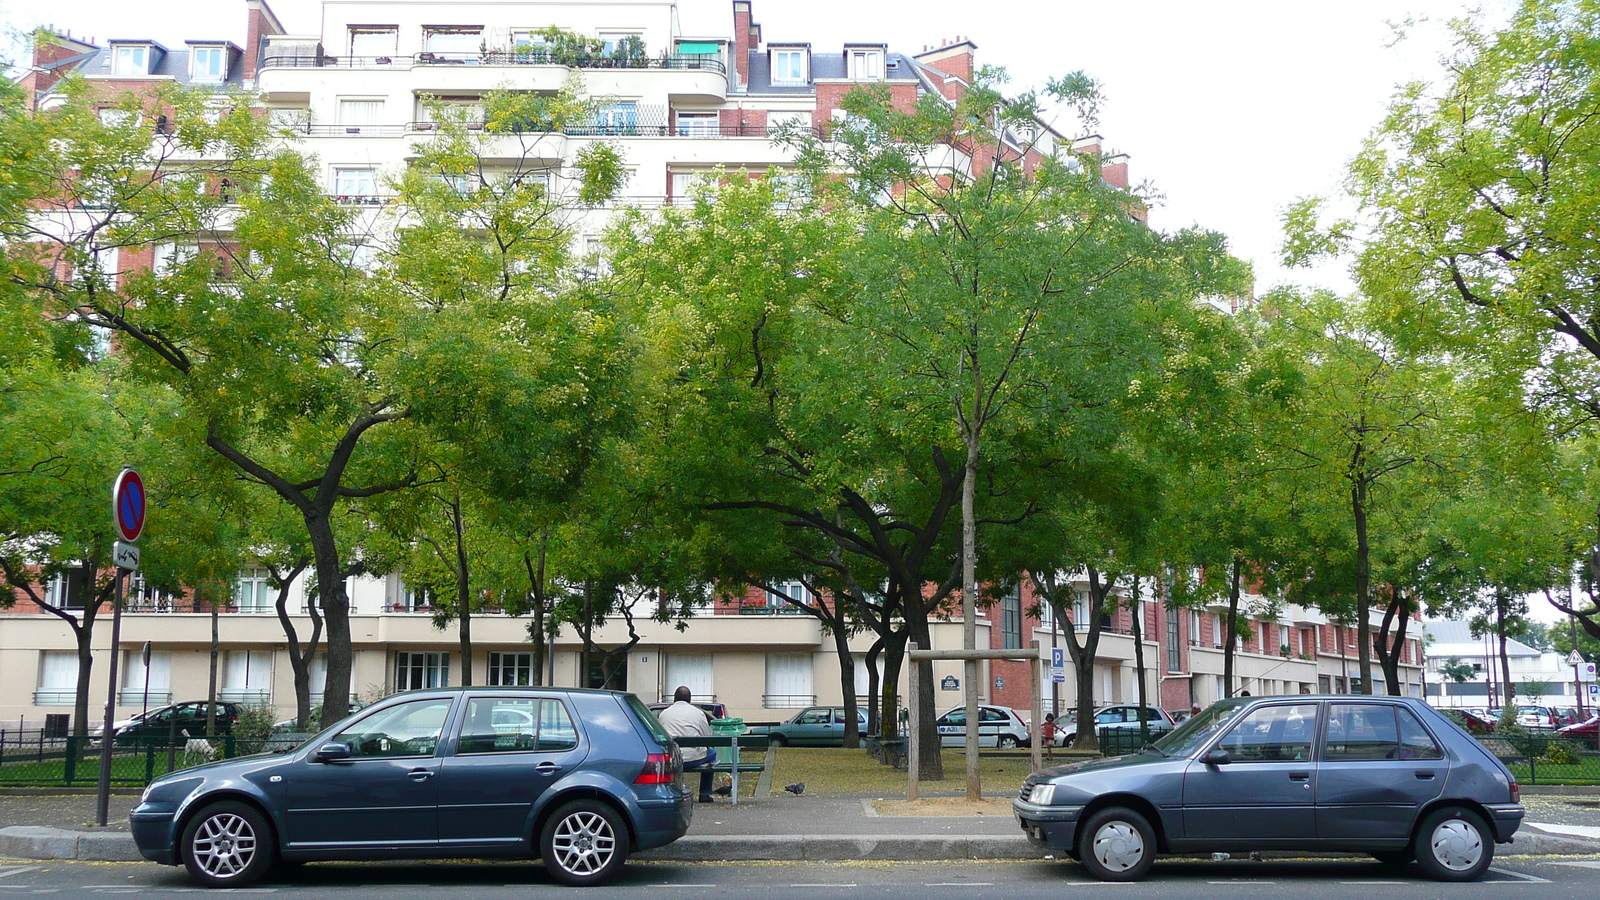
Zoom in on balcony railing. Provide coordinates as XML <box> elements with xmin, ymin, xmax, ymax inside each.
<box><xmin>261</xmin><ymin>51</ymin><xmax>725</xmax><ymax>75</ymax></box>
<box><xmin>737</xmin><ymin>602</ymin><xmax>814</xmax><ymax>616</ymax></box>
<box><xmin>118</xmin><ymin>690</ymin><xmax>173</xmax><ymax>706</ymax></box>
<box><xmin>218</xmin><ymin>689</ymin><xmax>270</xmax><ymax>705</ymax></box>
<box><xmin>762</xmin><ymin>694</ymin><xmax>817</xmax><ymax>708</ymax></box>
<box><xmin>32</xmin><ymin>690</ymin><xmax>75</xmax><ymax>707</ymax></box>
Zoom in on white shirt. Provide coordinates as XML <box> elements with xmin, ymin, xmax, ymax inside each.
<box><xmin>657</xmin><ymin>700</ymin><xmax>711</xmax><ymax>763</ymax></box>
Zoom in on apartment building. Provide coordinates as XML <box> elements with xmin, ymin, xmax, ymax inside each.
<box><xmin>4</xmin><ymin>0</ymin><xmax>1421</xmax><ymax>730</ymax></box>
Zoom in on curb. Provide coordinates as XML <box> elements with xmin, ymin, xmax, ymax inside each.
<box><xmin>6</xmin><ymin>825</ymin><xmax>1596</xmax><ymax>865</ymax></box>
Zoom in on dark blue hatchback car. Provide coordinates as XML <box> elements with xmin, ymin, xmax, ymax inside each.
<box><xmin>130</xmin><ymin>688</ymin><xmax>692</xmax><ymax>888</ymax></box>
<box><xmin>1014</xmin><ymin>695</ymin><xmax>1523</xmax><ymax>882</ymax></box>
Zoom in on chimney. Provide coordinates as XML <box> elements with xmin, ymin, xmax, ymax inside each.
<box><xmin>732</xmin><ymin>1</ymin><xmax>759</xmax><ymax>90</ymax></box>
<box><xmin>912</xmin><ymin>38</ymin><xmax>976</xmax><ymax>101</ymax></box>
<box><xmin>26</xmin><ymin>28</ymin><xmax>99</xmax><ymax>100</ymax></box>
<box><xmin>244</xmin><ymin>0</ymin><xmax>287</xmax><ymax>84</ymax></box>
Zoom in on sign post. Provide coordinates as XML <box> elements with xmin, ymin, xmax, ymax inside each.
<box><xmin>97</xmin><ymin>468</ymin><xmax>145</xmax><ymax>827</ymax></box>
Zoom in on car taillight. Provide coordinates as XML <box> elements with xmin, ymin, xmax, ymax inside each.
<box><xmin>1509</xmin><ymin>779</ymin><xmax>1520</xmax><ymax>803</ymax></box>
<box><xmin>634</xmin><ymin>752</ymin><xmax>675</xmax><ymax>785</ymax></box>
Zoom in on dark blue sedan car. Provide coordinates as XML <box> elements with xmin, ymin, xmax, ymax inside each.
<box><xmin>130</xmin><ymin>688</ymin><xmax>693</xmax><ymax>887</ymax></box>
<box><xmin>1014</xmin><ymin>695</ymin><xmax>1523</xmax><ymax>882</ymax></box>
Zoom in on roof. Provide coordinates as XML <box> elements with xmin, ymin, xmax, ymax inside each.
<box><xmin>73</xmin><ymin>45</ymin><xmax>246</xmax><ymax>87</ymax></box>
<box><xmin>1422</xmin><ymin>620</ymin><xmax>1542</xmax><ymax>657</ymax></box>
<box><xmin>745</xmin><ymin>50</ymin><xmax>920</xmax><ymax>94</ymax></box>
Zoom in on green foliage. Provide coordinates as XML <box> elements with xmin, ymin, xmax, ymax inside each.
<box><xmin>1440</xmin><ymin>657</ymin><xmax>1477</xmax><ymax>684</ymax></box>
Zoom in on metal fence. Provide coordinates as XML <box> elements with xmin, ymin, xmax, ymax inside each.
<box><xmin>1097</xmin><ymin>726</ymin><xmax>1173</xmax><ymax>756</ymax></box>
<box><xmin>0</xmin><ymin>731</ymin><xmax>306</xmax><ymax>787</ymax></box>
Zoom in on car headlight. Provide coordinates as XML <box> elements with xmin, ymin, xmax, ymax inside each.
<box><xmin>1029</xmin><ymin>783</ymin><xmax>1056</xmax><ymax>805</ymax></box>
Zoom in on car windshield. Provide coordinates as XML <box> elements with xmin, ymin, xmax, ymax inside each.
<box><xmin>1150</xmin><ymin>699</ymin><xmax>1251</xmax><ymax>757</ymax></box>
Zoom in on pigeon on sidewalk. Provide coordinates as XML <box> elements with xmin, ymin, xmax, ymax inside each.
<box><xmin>783</xmin><ymin>782</ymin><xmax>805</xmax><ymax>795</ymax></box>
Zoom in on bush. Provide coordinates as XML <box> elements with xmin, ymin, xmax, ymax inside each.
<box><xmin>1543</xmin><ymin>741</ymin><xmax>1579</xmax><ymax>766</ymax></box>
<box><xmin>232</xmin><ymin>704</ymin><xmax>279</xmax><ymax>753</ymax></box>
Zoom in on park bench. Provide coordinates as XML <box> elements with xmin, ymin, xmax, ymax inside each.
<box><xmin>675</xmin><ymin>734</ymin><xmax>771</xmax><ymax>805</ymax></box>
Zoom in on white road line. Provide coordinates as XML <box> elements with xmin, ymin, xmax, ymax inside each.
<box><xmin>1488</xmin><ymin>867</ymin><xmax>1551</xmax><ymax>884</ymax></box>
<box><xmin>1549</xmin><ymin>861</ymin><xmax>1600</xmax><ymax>869</ymax></box>
<box><xmin>789</xmin><ymin>884</ymin><xmax>858</xmax><ymax>888</ymax></box>
<box><xmin>1060</xmin><ymin>881</ymin><xmax>1136</xmax><ymax>886</ymax></box>
<box><xmin>1339</xmin><ymin>882</ymin><xmax>1408</xmax><ymax>885</ymax></box>
<box><xmin>924</xmin><ymin>884</ymin><xmax>994</xmax><ymax>887</ymax></box>
<box><xmin>0</xmin><ymin>869</ymin><xmax>39</xmax><ymax>880</ymax></box>
<box><xmin>1207</xmin><ymin>881</ymin><xmax>1276</xmax><ymax>885</ymax></box>
<box><xmin>659</xmin><ymin>885</ymin><xmax>718</xmax><ymax>889</ymax></box>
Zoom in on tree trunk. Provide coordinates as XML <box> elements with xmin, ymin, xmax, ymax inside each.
<box><xmin>207</xmin><ymin>594</ymin><xmax>219</xmax><ymax>735</ymax></box>
<box><xmin>1374</xmin><ymin>584</ymin><xmax>1409</xmax><ymax>697</ymax></box>
<box><xmin>832</xmin><ymin>623</ymin><xmax>860</xmax><ymax>748</ymax></box>
<box><xmin>524</xmin><ymin>541</ymin><xmax>548</xmax><ymax>687</ymax></box>
<box><xmin>1224</xmin><ymin>559</ymin><xmax>1242</xmax><ymax>697</ymax></box>
<box><xmin>1352</xmin><ymin>471</ymin><xmax>1374</xmax><ymax>695</ymax></box>
<box><xmin>959</xmin><ymin>424</ymin><xmax>981</xmax><ymax>799</ymax></box>
<box><xmin>73</xmin><ymin>630</ymin><xmax>94</xmax><ymax>745</ymax></box>
<box><xmin>272</xmin><ymin>559</ymin><xmax>317</xmax><ymax>728</ymax></box>
<box><xmin>1130</xmin><ymin>581</ymin><xmax>1149</xmax><ymax>745</ymax></box>
<box><xmin>904</xmin><ymin>612</ymin><xmax>942</xmax><ymax>782</ymax></box>
<box><xmin>864</xmin><ymin>635</ymin><xmax>885</xmax><ymax>737</ymax></box>
<box><xmin>306</xmin><ymin>510</ymin><xmax>353</xmax><ymax>722</ymax></box>
<box><xmin>1496</xmin><ymin>591</ymin><xmax>1516</xmax><ymax>708</ymax></box>
<box><xmin>452</xmin><ymin>498</ymin><xmax>473</xmax><ymax>687</ymax></box>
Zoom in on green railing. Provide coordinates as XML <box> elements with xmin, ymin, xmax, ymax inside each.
<box><xmin>0</xmin><ymin>734</ymin><xmax>248</xmax><ymax>786</ymax></box>
<box><xmin>1480</xmin><ymin>734</ymin><xmax>1600</xmax><ymax>785</ymax></box>
<box><xmin>1097</xmin><ymin>726</ymin><xmax>1173</xmax><ymax>756</ymax></box>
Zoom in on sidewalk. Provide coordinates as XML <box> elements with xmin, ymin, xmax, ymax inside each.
<box><xmin>3</xmin><ymin>787</ymin><xmax>1599</xmax><ymax>863</ymax></box>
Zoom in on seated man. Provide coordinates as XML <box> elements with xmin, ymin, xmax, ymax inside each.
<box><xmin>657</xmin><ymin>685</ymin><xmax>717</xmax><ymax>803</ymax></box>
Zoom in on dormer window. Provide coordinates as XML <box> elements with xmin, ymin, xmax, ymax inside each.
<box><xmin>112</xmin><ymin>44</ymin><xmax>152</xmax><ymax>76</ymax></box>
<box><xmin>349</xmin><ymin>27</ymin><xmax>398</xmax><ymax>58</ymax></box>
<box><xmin>191</xmin><ymin>46</ymin><xmax>228</xmax><ymax>82</ymax></box>
<box><xmin>770</xmin><ymin>45</ymin><xmax>809</xmax><ymax>85</ymax></box>
<box><xmin>846</xmin><ymin>46</ymin><xmax>884</xmax><ymax>81</ymax></box>
<box><xmin>423</xmin><ymin>27</ymin><xmax>483</xmax><ymax>57</ymax></box>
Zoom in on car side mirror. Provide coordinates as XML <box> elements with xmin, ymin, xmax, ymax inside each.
<box><xmin>314</xmin><ymin>742</ymin><xmax>352</xmax><ymax>763</ymax></box>
<box><xmin>1202</xmin><ymin>748</ymin><xmax>1232</xmax><ymax>766</ymax></box>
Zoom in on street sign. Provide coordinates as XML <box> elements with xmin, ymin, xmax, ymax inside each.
<box><xmin>1569</xmin><ymin>650</ymin><xmax>1586</xmax><ymax>666</ymax></box>
<box><xmin>1051</xmin><ymin>647</ymin><xmax>1065</xmax><ymax>669</ymax></box>
<box><xmin>940</xmin><ymin>675</ymin><xmax>959</xmax><ymax>691</ymax></box>
<box><xmin>1590</xmin><ymin>684</ymin><xmax>1598</xmax><ymax>698</ymax></box>
<box><xmin>1051</xmin><ymin>667</ymin><xmax>1065</xmax><ymax>683</ymax></box>
<box><xmin>994</xmin><ymin>676</ymin><xmax>1005</xmax><ymax>691</ymax></box>
<box><xmin>112</xmin><ymin>468</ymin><xmax>146</xmax><ymax>543</ymax></box>
<box><xmin>1581</xmin><ymin>662</ymin><xmax>1597</xmax><ymax>683</ymax></box>
<box><xmin>112</xmin><ymin>541</ymin><xmax>140</xmax><ymax>571</ymax></box>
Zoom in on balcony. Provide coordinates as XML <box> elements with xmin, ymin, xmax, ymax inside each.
<box><xmin>261</xmin><ymin>51</ymin><xmax>724</xmax><ymax>75</ymax></box>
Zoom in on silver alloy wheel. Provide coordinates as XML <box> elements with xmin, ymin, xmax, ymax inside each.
<box><xmin>1091</xmin><ymin>820</ymin><xmax>1146</xmax><ymax>873</ymax></box>
<box><xmin>190</xmin><ymin>812</ymin><xmax>258</xmax><ymax>879</ymax></box>
<box><xmin>1429</xmin><ymin>818</ymin><xmax>1484</xmax><ymax>871</ymax></box>
<box><xmin>550</xmin><ymin>809</ymin><xmax>617</xmax><ymax>876</ymax></box>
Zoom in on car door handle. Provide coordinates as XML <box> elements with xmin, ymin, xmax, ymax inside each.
<box><xmin>407</xmin><ymin>768</ymin><xmax>434</xmax><ymax>782</ymax></box>
<box><xmin>1414</xmin><ymin>771</ymin><xmax>1436</xmax><ymax>780</ymax></box>
<box><xmin>535</xmin><ymin>761</ymin><xmax>562</xmax><ymax>776</ymax></box>
<box><xmin>1288</xmin><ymin>772</ymin><xmax>1310</xmax><ymax>781</ymax></box>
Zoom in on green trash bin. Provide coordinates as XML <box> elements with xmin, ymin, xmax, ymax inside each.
<box><xmin>710</xmin><ymin>718</ymin><xmax>746</xmax><ymax>736</ymax></box>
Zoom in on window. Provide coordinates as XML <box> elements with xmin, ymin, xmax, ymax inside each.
<box><xmin>349</xmin><ymin>27</ymin><xmax>398</xmax><ymax>58</ymax></box>
<box><xmin>1324</xmin><ymin>703</ymin><xmax>1402</xmax><ymax>760</ymax></box>
<box><xmin>766</xmin><ymin>110</ymin><xmax>812</xmax><ymax>137</ymax></box>
<box><xmin>396</xmin><ymin>578</ymin><xmax>431</xmax><ymax>611</ymax></box>
<box><xmin>594</xmin><ymin>102</ymin><xmax>638</xmax><ymax>134</ymax></box>
<box><xmin>113</xmin><ymin>45</ymin><xmax>150</xmax><ymax>76</ymax></box>
<box><xmin>764</xmin><ymin>580</ymin><xmax>811</xmax><ymax>611</ymax></box>
<box><xmin>268</xmin><ymin>107</ymin><xmax>309</xmax><ymax>131</ymax></box>
<box><xmin>765</xmin><ymin>653</ymin><xmax>813</xmax><ymax>708</ymax></box>
<box><xmin>396</xmin><ymin>651</ymin><xmax>450</xmax><ymax>690</ymax></box>
<box><xmin>772</xmin><ymin>47</ymin><xmax>807</xmax><ymax>84</ymax></box>
<box><xmin>511</xmin><ymin>30</ymin><xmax>549</xmax><ymax>52</ymax></box>
<box><xmin>333</xmin><ymin>167</ymin><xmax>379</xmax><ymax>198</ymax></box>
<box><xmin>37</xmin><ymin>651</ymin><xmax>79</xmax><ymax>705</ymax></box>
<box><xmin>121</xmin><ymin>650</ymin><xmax>171</xmax><ymax>705</ymax></box>
<box><xmin>1216</xmin><ymin>703</ymin><xmax>1317</xmax><ymax>762</ymax></box>
<box><xmin>676</xmin><ymin>112</ymin><xmax>719</xmax><ymax>137</ymax></box>
<box><xmin>1071</xmin><ymin>590</ymin><xmax>1090</xmax><ymax>630</ymax></box>
<box><xmin>43</xmin><ymin>569</ymin><xmax>88</xmax><ymax>610</ymax></box>
<box><xmin>334</xmin><ymin>697</ymin><xmax>453</xmax><ymax>758</ymax></box>
<box><xmin>222</xmin><ymin>651</ymin><xmax>272</xmax><ymax>703</ymax></box>
<box><xmin>191</xmin><ymin>46</ymin><xmax>227</xmax><ymax>82</ymax></box>
<box><xmin>98</xmin><ymin>108</ymin><xmax>135</xmax><ymax>127</ymax></box>
<box><xmin>417</xmin><ymin>96</ymin><xmax>485</xmax><ymax>126</ymax></box>
<box><xmin>1039</xmin><ymin>600</ymin><xmax>1055</xmax><ymax>629</ymax></box>
<box><xmin>670</xmin><ymin>170</ymin><xmax>713</xmax><ymax>202</ymax></box>
<box><xmin>423</xmin><ymin>27</ymin><xmax>483</xmax><ymax>56</ymax></box>
<box><xmin>598</xmin><ymin>32</ymin><xmax>639</xmax><ymax>58</ymax></box>
<box><xmin>129</xmin><ymin>573</ymin><xmax>171</xmax><ymax>610</ymax></box>
<box><xmin>337</xmin><ymin>99</ymin><xmax>384</xmax><ymax>127</ymax></box>
<box><xmin>847</xmin><ymin>48</ymin><xmax>884</xmax><ymax>81</ymax></box>
<box><xmin>664</xmin><ymin>653</ymin><xmax>713</xmax><ymax>702</ymax></box>
<box><xmin>488</xmin><ymin>652</ymin><xmax>534</xmax><ymax>686</ymax></box>
<box><xmin>234</xmin><ymin>567</ymin><xmax>272</xmax><ymax>612</ymax></box>
<box><xmin>1000</xmin><ymin>587</ymin><xmax>1022</xmax><ymax>650</ymax></box>
<box><xmin>1190</xmin><ymin>611</ymin><xmax>1201</xmax><ymax>645</ymax></box>
<box><xmin>456</xmin><ymin>697</ymin><xmax>577</xmax><ymax>754</ymax></box>
<box><xmin>853</xmin><ymin>656</ymin><xmax>884</xmax><ymax>695</ymax></box>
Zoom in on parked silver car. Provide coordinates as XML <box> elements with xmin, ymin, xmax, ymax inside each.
<box><xmin>1014</xmin><ymin>695</ymin><xmax>1522</xmax><ymax>882</ymax></box>
<box><xmin>936</xmin><ymin>704</ymin><xmax>1031</xmax><ymax>748</ymax></box>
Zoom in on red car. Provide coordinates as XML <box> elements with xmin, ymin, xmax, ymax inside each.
<box><xmin>1556</xmin><ymin>716</ymin><xmax>1598</xmax><ymax>739</ymax></box>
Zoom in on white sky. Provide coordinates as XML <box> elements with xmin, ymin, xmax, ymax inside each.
<box><xmin>8</xmin><ymin>0</ymin><xmax>1570</xmax><ymax>623</ymax></box>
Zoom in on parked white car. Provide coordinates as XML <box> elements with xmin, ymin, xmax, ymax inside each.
<box><xmin>936</xmin><ymin>704</ymin><xmax>1031</xmax><ymax>748</ymax></box>
<box><xmin>1060</xmin><ymin>704</ymin><xmax>1176</xmax><ymax>748</ymax></box>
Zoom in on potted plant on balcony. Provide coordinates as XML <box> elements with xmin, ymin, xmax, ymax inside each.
<box><xmin>612</xmin><ymin>34</ymin><xmax>648</xmax><ymax>68</ymax></box>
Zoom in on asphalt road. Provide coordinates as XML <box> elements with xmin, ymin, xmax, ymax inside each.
<box><xmin>3</xmin><ymin>857</ymin><xmax>1598</xmax><ymax>899</ymax></box>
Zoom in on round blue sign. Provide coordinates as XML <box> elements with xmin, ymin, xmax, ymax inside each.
<box><xmin>113</xmin><ymin>468</ymin><xmax>146</xmax><ymax>542</ymax></box>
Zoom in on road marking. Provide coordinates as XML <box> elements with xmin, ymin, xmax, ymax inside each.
<box><xmin>0</xmin><ymin>869</ymin><xmax>39</xmax><ymax>880</ymax></box>
<box><xmin>1059</xmin><ymin>881</ymin><xmax>1136</xmax><ymax>886</ymax></box>
<box><xmin>1207</xmin><ymin>881</ymin><xmax>1275</xmax><ymax>885</ymax></box>
<box><xmin>1549</xmin><ymin>861</ymin><xmax>1600</xmax><ymax>869</ymax></box>
<box><xmin>659</xmin><ymin>885</ymin><xmax>717</xmax><ymax>889</ymax></box>
<box><xmin>790</xmin><ymin>884</ymin><xmax>858</xmax><ymax>888</ymax></box>
<box><xmin>1339</xmin><ymin>882</ymin><xmax>1408</xmax><ymax>885</ymax></box>
<box><xmin>1488</xmin><ymin>867</ymin><xmax>1550</xmax><ymax>884</ymax></box>
<box><xmin>925</xmin><ymin>884</ymin><xmax>994</xmax><ymax>887</ymax></box>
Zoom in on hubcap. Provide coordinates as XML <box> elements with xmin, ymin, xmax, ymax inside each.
<box><xmin>1430</xmin><ymin>819</ymin><xmax>1483</xmax><ymax>871</ymax></box>
<box><xmin>191</xmin><ymin>813</ymin><xmax>257</xmax><ymax>878</ymax></box>
<box><xmin>552</xmin><ymin>810</ymin><xmax>616</xmax><ymax>876</ymax></box>
<box><xmin>1092</xmin><ymin>821</ymin><xmax>1145</xmax><ymax>872</ymax></box>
